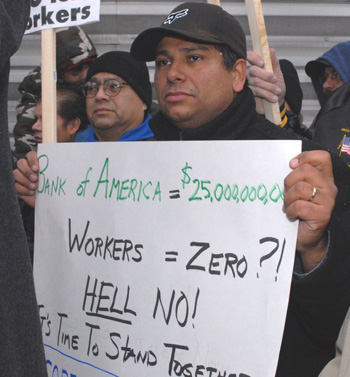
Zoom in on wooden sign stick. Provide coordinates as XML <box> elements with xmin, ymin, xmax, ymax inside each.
<box><xmin>245</xmin><ymin>0</ymin><xmax>281</xmax><ymax>125</ymax></box>
<box><xmin>41</xmin><ymin>28</ymin><xmax>57</xmax><ymax>143</ymax></box>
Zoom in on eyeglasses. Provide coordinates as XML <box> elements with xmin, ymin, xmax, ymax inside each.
<box><xmin>321</xmin><ymin>69</ymin><xmax>342</xmax><ymax>86</ymax></box>
<box><xmin>82</xmin><ymin>79</ymin><xmax>129</xmax><ymax>98</ymax></box>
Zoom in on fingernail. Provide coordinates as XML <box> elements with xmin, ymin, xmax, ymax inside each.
<box><xmin>290</xmin><ymin>158</ymin><xmax>299</xmax><ymax>168</ymax></box>
<box><xmin>30</xmin><ymin>174</ymin><xmax>37</xmax><ymax>181</ymax></box>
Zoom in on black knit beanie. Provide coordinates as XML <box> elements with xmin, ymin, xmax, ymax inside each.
<box><xmin>85</xmin><ymin>51</ymin><xmax>152</xmax><ymax>112</ymax></box>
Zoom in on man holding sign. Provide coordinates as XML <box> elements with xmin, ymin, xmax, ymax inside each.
<box><xmin>130</xmin><ymin>2</ymin><xmax>350</xmax><ymax>377</ymax></box>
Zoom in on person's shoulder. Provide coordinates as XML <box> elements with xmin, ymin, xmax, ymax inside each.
<box><xmin>75</xmin><ymin>125</ymin><xmax>95</xmax><ymax>142</ymax></box>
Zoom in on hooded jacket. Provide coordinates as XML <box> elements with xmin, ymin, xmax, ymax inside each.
<box><xmin>305</xmin><ymin>42</ymin><xmax>350</xmax><ymax>166</ymax></box>
<box><xmin>306</xmin><ymin>41</ymin><xmax>350</xmax><ymax>108</ymax></box>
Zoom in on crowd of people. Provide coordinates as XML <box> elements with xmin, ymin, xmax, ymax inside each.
<box><xmin>2</xmin><ymin>1</ymin><xmax>350</xmax><ymax>376</ymax></box>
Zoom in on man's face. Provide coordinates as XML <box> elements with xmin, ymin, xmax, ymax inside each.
<box><xmin>32</xmin><ymin>100</ymin><xmax>73</xmax><ymax>143</ymax></box>
<box><xmin>86</xmin><ymin>72</ymin><xmax>147</xmax><ymax>141</ymax></box>
<box><xmin>154</xmin><ymin>37</ymin><xmax>246</xmax><ymax>129</ymax></box>
<box><xmin>322</xmin><ymin>66</ymin><xmax>344</xmax><ymax>97</ymax></box>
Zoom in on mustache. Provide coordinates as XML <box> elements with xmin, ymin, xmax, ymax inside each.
<box><xmin>163</xmin><ymin>87</ymin><xmax>195</xmax><ymax>97</ymax></box>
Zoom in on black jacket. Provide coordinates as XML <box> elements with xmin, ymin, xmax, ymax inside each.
<box><xmin>0</xmin><ymin>1</ymin><xmax>47</xmax><ymax>376</ymax></box>
<box><xmin>308</xmin><ymin>82</ymin><xmax>350</xmax><ymax>167</ymax></box>
<box><xmin>150</xmin><ymin>86</ymin><xmax>350</xmax><ymax>377</ymax></box>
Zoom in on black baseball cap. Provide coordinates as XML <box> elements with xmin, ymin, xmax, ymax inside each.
<box><xmin>305</xmin><ymin>58</ymin><xmax>330</xmax><ymax>79</ymax></box>
<box><xmin>131</xmin><ymin>2</ymin><xmax>246</xmax><ymax>62</ymax></box>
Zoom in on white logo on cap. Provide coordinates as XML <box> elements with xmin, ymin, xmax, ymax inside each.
<box><xmin>164</xmin><ymin>9</ymin><xmax>188</xmax><ymax>25</ymax></box>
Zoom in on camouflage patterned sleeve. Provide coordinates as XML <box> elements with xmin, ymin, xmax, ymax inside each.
<box><xmin>12</xmin><ymin>66</ymin><xmax>41</xmax><ymax>161</ymax></box>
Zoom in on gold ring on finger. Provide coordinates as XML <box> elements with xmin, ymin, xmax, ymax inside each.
<box><xmin>310</xmin><ymin>186</ymin><xmax>317</xmax><ymax>201</ymax></box>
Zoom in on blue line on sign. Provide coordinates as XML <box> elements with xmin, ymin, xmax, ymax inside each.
<box><xmin>44</xmin><ymin>344</ymin><xmax>119</xmax><ymax>377</ymax></box>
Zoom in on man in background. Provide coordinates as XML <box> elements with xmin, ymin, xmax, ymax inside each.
<box><xmin>14</xmin><ymin>51</ymin><xmax>154</xmax><ymax>201</ymax></box>
<box><xmin>305</xmin><ymin>41</ymin><xmax>350</xmax><ymax>165</ymax></box>
<box><xmin>249</xmin><ymin>41</ymin><xmax>350</xmax><ymax>166</ymax></box>
<box><xmin>77</xmin><ymin>51</ymin><xmax>154</xmax><ymax>142</ymax></box>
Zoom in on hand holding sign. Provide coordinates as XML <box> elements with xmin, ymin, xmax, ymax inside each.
<box><xmin>284</xmin><ymin>150</ymin><xmax>337</xmax><ymax>272</ymax></box>
<box><xmin>247</xmin><ymin>48</ymin><xmax>286</xmax><ymax>114</ymax></box>
<box><xmin>245</xmin><ymin>0</ymin><xmax>282</xmax><ymax>125</ymax></box>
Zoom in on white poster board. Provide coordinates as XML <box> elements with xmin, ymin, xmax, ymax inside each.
<box><xmin>26</xmin><ymin>0</ymin><xmax>100</xmax><ymax>34</ymax></box>
<box><xmin>34</xmin><ymin>140</ymin><xmax>301</xmax><ymax>377</ymax></box>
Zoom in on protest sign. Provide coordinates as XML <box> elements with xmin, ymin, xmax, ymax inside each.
<box><xmin>26</xmin><ymin>0</ymin><xmax>100</xmax><ymax>34</ymax></box>
<box><xmin>34</xmin><ymin>140</ymin><xmax>301</xmax><ymax>377</ymax></box>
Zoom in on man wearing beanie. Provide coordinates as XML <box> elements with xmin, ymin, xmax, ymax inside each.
<box><xmin>130</xmin><ymin>2</ymin><xmax>350</xmax><ymax>377</ymax></box>
<box><xmin>14</xmin><ymin>52</ymin><xmax>154</xmax><ymax>231</ymax></box>
<box><xmin>76</xmin><ymin>51</ymin><xmax>154</xmax><ymax>142</ymax></box>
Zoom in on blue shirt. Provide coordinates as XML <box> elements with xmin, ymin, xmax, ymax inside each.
<box><xmin>75</xmin><ymin>113</ymin><xmax>154</xmax><ymax>142</ymax></box>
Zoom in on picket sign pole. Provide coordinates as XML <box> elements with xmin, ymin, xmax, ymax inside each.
<box><xmin>41</xmin><ymin>28</ymin><xmax>57</xmax><ymax>143</ymax></box>
<box><xmin>207</xmin><ymin>0</ymin><xmax>221</xmax><ymax>4</ymax></box>
<box><xmin>245</xmin><ymin>0</ymin><xmax>281</xmax><ymax>125</ymax></box>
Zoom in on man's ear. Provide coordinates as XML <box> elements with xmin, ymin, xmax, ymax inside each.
<box><xmin>232</xmin><ymin>58</ymin><xmax>247</xmax><ymax>93</ymax></box>
<box><xmin>68</xmin><ymin>118</ymin><xmax>81</xmax><ymax>136</ymax></box>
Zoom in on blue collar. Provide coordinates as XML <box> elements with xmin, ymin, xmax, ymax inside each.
<box><xmin>75</xmin><ymin>113</ymin><xmax>154</xmax><ymax>142</ymax></box>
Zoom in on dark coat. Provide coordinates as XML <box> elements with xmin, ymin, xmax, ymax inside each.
<box><xmin>0</xmin><ymin>1</ymin><xmax>47</xmax><ymax>376</ymax></box>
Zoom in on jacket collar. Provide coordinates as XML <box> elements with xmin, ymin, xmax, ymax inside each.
<box><xmin>150</xmin><ymin>86</ymin><xmax>257</xmax><ymax>141</ymax></box>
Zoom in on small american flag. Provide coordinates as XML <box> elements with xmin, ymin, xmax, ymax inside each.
<box><xmin>341</xmin><ymin>136</ymin><xmax>350</xmax><ymax>156</ymax></box>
